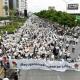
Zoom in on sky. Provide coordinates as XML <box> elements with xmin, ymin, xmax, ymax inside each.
<box><xmin>27</xmin><ymin>0</ymin><xmax>80</xmax><ymax>13</ymax></box>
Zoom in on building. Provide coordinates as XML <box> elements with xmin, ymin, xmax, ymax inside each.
<box><xmin>9</xmin><ymin>0</ymin><xmax>13</xmax><ymax>10</ymax></box>
<box><xmin>9</xmin><ymin>0</ymin><xmax>18</xmax><ymax>10</ymax></box>
<box><xmin>9</xmin><ymin>0</ymin><xmax>27</xmax><ymax>16</ymax></box>
<box><xmin>18</xmin><ymin>0</ymin><xmax>27</xmax><ymax>14</ymax></box>
<box><xmin>48</xmin><ymin>6</ymin><xmax>55</xmax><ymax>10</ymax></box>
<box><xmin>0</xmin><ymin>0</ymin><xmax>27</xmax><ymax>17</ymax></box>
<box><xmin>9</xmin><ymin>0</ymin><xmax>27</xmax><ymax>13</ymax></box>
<box><xmin>13</xmin><ymin>0</ymin><xmax>18</xmax><ymax>10</ymax></box>
<box><xmin>0</xmin><ymin>0</ymin><xmax>9</xmax><ymax>17</ymax></box>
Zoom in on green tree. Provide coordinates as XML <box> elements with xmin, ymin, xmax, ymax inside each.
<box><xmin>35</xmin><ymin>10</ymin><xmax>76</xmax><ymax>28</ymax></box>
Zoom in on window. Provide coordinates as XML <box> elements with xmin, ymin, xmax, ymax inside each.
<box><xmin>5</xmin><ymin>2</ymin><xmax>8</xmax><ymax>5</ymax></box>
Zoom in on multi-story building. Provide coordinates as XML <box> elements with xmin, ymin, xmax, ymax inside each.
<box><xmin>0</xmin><ymin>0</ymin><xmax>27</xmax><ymax>17</ymax></box>
<box><xmin>9</xmin><ymin>0</ymin><xmax>27</xmax><ymax>16</ymax></box>
<box><xmin>9</xmin><ymin>0</ymin><xmax>18</xmax><ymax>10</ymax></box>
<box><xmin>0</xmin><ymin>0</ymin><xmax>9</xmax><ymax>17</ymax></box>
<box><xmin>13</xmin><ymin>0</ymin><xmax>18</xmax><ymax>10</ymax></box>
<box><xmin>48</xmin><ymin>6</ymin><xmax>55</xmax><ymax>10</ymax></box>
<box><xmin>18</xmin><ymin>0</ymin><xmax>27</xmax><ymax>14</ymax></box>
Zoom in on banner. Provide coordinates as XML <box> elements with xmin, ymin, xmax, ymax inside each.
<box><xmin>67</xmin><ymin>4</ymin><xmax>79</xmax><ymax>10</ymax></box>
<box><xmin>9</xmin><ymin>59</ymin><xmax>80</xmax><ymax>72</ymax></box>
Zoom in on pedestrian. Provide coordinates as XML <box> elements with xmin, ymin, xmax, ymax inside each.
<box><xmin>13</xmin><ymin>72</ymin><xmax>18</xmax><ymax>80</ymax></box>
<box><xmin>72</xmin><ymin>45</ymin><xmax>75</xmax><ymax>53</ymax></box>
<box><xmin>0</xmin><ymin>57</ymin><xmax>3</xmax><ymax>67</ymax></box>
<box><xmin>3</xmin><ymin>78</ymin><xmax>9</xmax><ymax>80</ymax></box>
<box><xmin>66</xmin><ymin>44</ymin><xmax>69</xmax><ymax>50</ymax></box>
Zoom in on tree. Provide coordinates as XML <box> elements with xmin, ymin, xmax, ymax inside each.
<box><xmin>35</xmin><ymin>10</ymin><xmax>76</xmax><ymax>28</ymax></box>
<box><xmin>9</xmin><ymin>9</ymin><xmax>16</xmax><ymax>17</ymax></box>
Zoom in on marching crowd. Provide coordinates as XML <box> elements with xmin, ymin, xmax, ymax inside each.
<box><xmin>0</xmin><ymin>14</ymin><xmax>80</xmax><ymax>62</ymax></box>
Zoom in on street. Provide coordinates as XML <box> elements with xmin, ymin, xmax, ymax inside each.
<box><xmin>19</xmin><ymin>70</ymin><xmax>80</xmax><ymax>80</ymax></box>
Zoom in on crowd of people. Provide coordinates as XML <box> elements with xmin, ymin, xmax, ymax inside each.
<box><xmin>0</xmin><ymin>14</ymin><xmax>80</xmax><ymax>62</ymax></box>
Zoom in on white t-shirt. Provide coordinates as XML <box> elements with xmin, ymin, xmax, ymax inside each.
<box><xmin>3</xmin><ymin>78</ymin><xmax>9</xmax><ymax>80</ymax></box>
<box><xmin>0</xmin><ymin>57</ymin><xmax>3</xmax><ymax>61</ymax></box>
<box><xmin>66</xmin><ymin>44</ymin><xmax>69</xmax><ymax>47</ymax></box>
<box><xmin>72</xmin><ymin>45</ymin><xmax>75</xmax><ymax>48</ymax></box>
<box><xmin>51</xmin><ymin>55</ymin><xmax>54</xmax><ymax>59</ymax></box>
<box><xmin>0</xmin><ymin>49</ymin><xmax>2</xmax><ymax>54</ymax></box>
<box><xmin>0</xmin><ymin>36</ymin><xmax>1</xmax><ymax>39</ymax></box>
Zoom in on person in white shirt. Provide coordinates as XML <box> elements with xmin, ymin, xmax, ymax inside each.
<box><xmin>51</xmin><ymin>55</ymin><xmax>54</xmax><ymax>61</ymax></box>
<box><xmin>72</xmin><ymin>45</ymin><xmax>75</xmax><ymax>53</ymax></box>
<box><xmin>3</xmin><ymin>78</ymin><xmax>9</xmax><ymax>80</ymax></box>
<box><xmin>0</xmin><ymin>48</ymin><xmax>2</xmax><ymax>55</ymax></box>
<box><xmin>66</xmin><ymin>44</ymin><xmax>69</xmax><ymax>50</ymax></box>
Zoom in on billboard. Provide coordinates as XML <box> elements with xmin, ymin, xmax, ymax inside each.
<box><xmin>67</xmin><ymin>4</ymin><xmax>79</xmax><ymax>10</ymax></box>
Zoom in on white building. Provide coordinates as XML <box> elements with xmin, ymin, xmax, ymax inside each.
<box><xmin>9</xmin><ymin>0</ymin><xmax>18</xmax><ymax>10</ymax></box>
<box><xmin>13</xmin><ymin>0</ymin><xmax>18</xmax><ymax>10</ymax></box>
<box><xmin>18</xmin><ymin>0</ymin><xmax>27</xmax><ymax>14</ymax></box>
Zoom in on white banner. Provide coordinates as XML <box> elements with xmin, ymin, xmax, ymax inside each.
<box><xmin>9</xmin><ymin>59</ymin><xmax>80</xmax><ymax>72</ymax></box>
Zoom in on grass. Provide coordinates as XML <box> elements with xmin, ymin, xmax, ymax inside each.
<box><xmin>0</xmin><ymin>17</ymin><xmax>26</xmax><ymax>36</ymax></box>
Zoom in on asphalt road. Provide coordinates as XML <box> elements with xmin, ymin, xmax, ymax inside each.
<box><xmin>19</xmin><ymin>70</ymin><xmax>80</xmax><ymax>80</ymax></box>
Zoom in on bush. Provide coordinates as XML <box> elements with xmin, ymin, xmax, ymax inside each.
<box><xmin>0</xmin><ymin>17</ymin><xmax>26</xmax><ymax>35</ymax></box>
<box><xmin>35</xmin><ymin>10</ymin><xmax>76</xmax><ymax>28</ymax></box>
